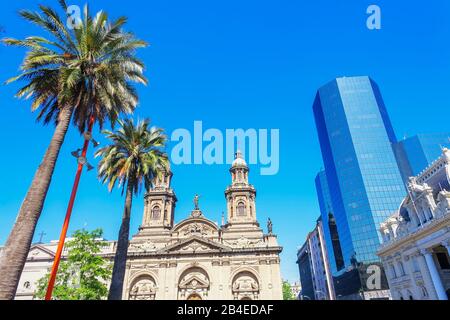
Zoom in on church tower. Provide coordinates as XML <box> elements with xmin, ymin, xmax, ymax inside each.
<box><xmin>224</xmin><ymin>151</ymin><xmax>259</xmax><ymax>228</ymax></box>
<box><xmin>141</xmin><ymin>168</ymin><xmax>177</xmax><ymax>230</ymax></box>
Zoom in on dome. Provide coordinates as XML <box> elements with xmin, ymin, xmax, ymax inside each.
<box><xmin>231</xmin><ymin>150</ymin><xmax>247</xmax><ymax>168</ymax></box>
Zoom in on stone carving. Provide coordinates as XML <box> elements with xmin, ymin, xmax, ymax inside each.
<box><xmin>178</xmin><ymin>267</ymin><xmax>210</xmax><ymax>300</ymax></box>
<box><xmin>408</xmin><ymin>177</ymin><xmax>430</xmax><ymax>194</ymax></box>
<box><xmin>129</xmin><ymin>240</ymin><xmax>157</xmax><ymax>252</ymax></box>
<box><xmin>435</xmin><ymin>190</ymin><xmax>450</xmax><ymax>217</ymax></box>
<box><xmin>226</xmin><ymin>236</ymin><xmax>264</xmax><ymax>248</ymax></box>
<box><xmin>232</xmin><ymin>271</ymin><xmax>259</xmax><ymax>300</ymax></box>
<box><xmin>182</xmin><ymin>241</ymin><xmax>209</xmax><ymax>252</ymax></box>
<box><xmin>129</xmin><ymin>277</ymin><xmax>157</xmax><ymax>300</ymax></box>
<box><xmin>181</xmin><ymin>223</ymin><xmax>211</xmax><ymax>236</ymax></box>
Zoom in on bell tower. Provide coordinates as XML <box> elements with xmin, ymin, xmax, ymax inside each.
<box><xmin>141</xmin><ymin>168</ymin><xmax>177</xmax><ymax>230</ymax></box>
<box><xmin>225</xmin><ymin>151</ymin><xmax>258</xmax><ymax>227</ymax></box>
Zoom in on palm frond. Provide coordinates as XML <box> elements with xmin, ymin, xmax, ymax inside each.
<box><xmin>96</xmin><ymin>118</ymin><xmax>169</xmax><ymax>196</ymax></box>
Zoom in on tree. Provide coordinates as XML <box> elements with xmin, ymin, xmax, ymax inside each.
<box><xmin>282</xmin><ymin>281</ymin><xmax>296</xmax><ymax>300</ymax></box>
<box><xmin>34</xmin><ymin>229</ymin><xmax>111</xmax><ymax>300</ymax></box>
<box><xmin>95</xmin><ymin>118</ymin><xmax>168</xmax><ymax>300</ymax></box>
<box><xmin>0</xmin><ymin>1</ymin><xmax>147</xmax><ymax>299</ymax></box>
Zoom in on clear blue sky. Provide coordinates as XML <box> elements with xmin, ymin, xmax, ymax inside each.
<box><xmin>0</xmin><ymin>0</ymin><xmax>449</xmax><ymax>282</ymax></box>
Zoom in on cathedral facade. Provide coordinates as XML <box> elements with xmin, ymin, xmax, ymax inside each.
<box><xmin>122</xmin><ymin>151</ymin><xmax>283</xmax><ymax>300</ymax></box>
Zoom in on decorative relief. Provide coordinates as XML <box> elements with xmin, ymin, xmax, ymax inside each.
<box><xmin>232</xmin><ymin>271</ymin><xmax>259</xmax><ymax>300</ymax></box>
<box><xmin>180</xmin><ymin>223</ymin><xmax>212</xmax><ymax>236</ymax></box>
<box><xmin>129</xmin><ymin>240</ymin><xmax>157</xmax><ymax>252</ymax></box>
<box><xmin>225</xmin><ymin>236</ymin><xmax>264</xmax><ymax>248</ymax></box>
<box><xmin>129</xmin><ymin>276</ymin><xmax>157</xmax><ymax>300</ymax></box>
<box><xmin>181</xmin><ymin>241</ymin><xmax>210</xmax><ymax>253</ymax></box>
<box><xmin>178</xmin><ymin>267</ymin><xmax>210</xmax><ymax>300</ymax></box>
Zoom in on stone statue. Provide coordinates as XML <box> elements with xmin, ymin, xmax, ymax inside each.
<box><xmin>407</xmin><ymin>177</ymin><xmax>430</xmax><ymax>194</ymax></box>
<box><xmin>267</xmin><ymin>218</ymin><xmax>273</xmax><ymax>234</ymax></box>
<box><xmin>194</xmin><ymin>194</ymin><xmax>200</xmax><ymax>210</ymax></box>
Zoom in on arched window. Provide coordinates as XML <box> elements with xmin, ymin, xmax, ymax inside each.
<box><xmin>237</xmin><ymin>202</ymin><xmax>246</xmax><ymax>216</ymax></box>
<box><xmin>152</xmin><ymin>206</ymin><xmax>161</xmax><ymax>220</ymax></box>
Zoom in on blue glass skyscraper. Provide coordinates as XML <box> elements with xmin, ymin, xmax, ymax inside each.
<box><xmin>313</xmin><ymin>76</ymin><xmax>405</xmax><ymax>298</ymax></box>
<box><xmin>394</xmin><ymin>133</ymin><xmax>450</xmax><ymax>182</ymax></box>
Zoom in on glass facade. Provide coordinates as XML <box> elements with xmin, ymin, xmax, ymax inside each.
<box><xmin>315</xmin><ymin>170</ymin><xmax>344</xmax><ymax>274</ymax></box>
<box><xmin>313</xmin><ymin>77</ymin><xmax>406</xmax><ymax>290</ymax></box>
<box><xmin>394</xmin><ymin>133</ymin><xmax>450</xmax><ymax>182</ymax></box>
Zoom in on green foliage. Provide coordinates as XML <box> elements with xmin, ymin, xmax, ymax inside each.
<box><xmin>282</xmin><ymin>281</ymin><xmax>296</xmax><ymax>300</ymax></box>
<box><xmin>34</xmin><ymin>229</ymin><xmax>111</xmax><ymax>300</ymax></box>
<box><xmin>3</xmin><ymin>0</ymin><xmax>147</xmax><ymax>132</ymax></box>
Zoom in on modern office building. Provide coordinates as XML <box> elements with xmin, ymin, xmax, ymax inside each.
<box><xmin>394</xmin><ymin>133</ymin><xmax>450</xmax><ymax>183</ymax></box>
<box><xmin>313</xmin><ymin>76</ymin><xmax>404</xmax><ymax>299</ymax></box>
<box><xmin>315</xmin><ymin>170</ymin><xmax>345</xmax><ymax>275</ymax></box>
<box><xmin>296</xmin><ymin>242</ymin><xmax>315</xmax><ymax>300</ymax></box>
<box><xmin>296</xmin><ymin>218</ymin><xmax>335</xmax><ymax>300</ymax></box>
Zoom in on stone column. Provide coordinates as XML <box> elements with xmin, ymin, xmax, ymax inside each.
<box><xmin>414</xmin><ymin>251</ymin><xmax>438</xmax><ymax>299</ymax></box>
<box><xmin>420</xmin><ymin>249</ymin><xmax>448</xmax><ymax>300</ymax></box>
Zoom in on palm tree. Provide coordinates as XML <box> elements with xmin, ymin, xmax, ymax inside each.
<box><xmin>0</xmin><ymin>1</ymin><xmax>147</xmax><ymax>299</ymax></box>
<box><xmin>95</xmin><ymin>118</ymin><xmax>168</xmax><ymax>300</ymax></box>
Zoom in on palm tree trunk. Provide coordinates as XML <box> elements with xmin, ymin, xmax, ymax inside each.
<box><xmin>108</xmin><ymin>182</ymin><xmax>133</xmax><ymax>300</ymax></box>
<box><xmin>0</xmin><ymin>105</ymin><xmax>74</xmax><ymax>300</ymax></box>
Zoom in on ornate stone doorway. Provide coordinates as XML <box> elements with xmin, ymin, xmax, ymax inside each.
<box><xmin>128</xmin><ymin>275</ymin><xmax>157</xmax><ymax>300</ymax></box>
<box><xmin>232</xmin><ymin>271</ymin><xmax>260</xmax><ymax>300</ymax></box>
<box><xmin>178</xmin><ymin>267</ymin><xmax>210</xmax><ymax>300</ymax></box>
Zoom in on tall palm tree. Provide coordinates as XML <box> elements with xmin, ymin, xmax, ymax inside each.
<box><xmin>0</xmin><ymin>1</ymin><xmax>147</xmax><ymax>300</ymax></box>
<box><xmin>95</xmin><ymin>118</ymin><xmax>168</xmax><ymax>300</ymax></box>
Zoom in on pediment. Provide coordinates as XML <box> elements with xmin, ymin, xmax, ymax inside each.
<box><xmin>179</xmin><ymin>274</ymin><xmax>209</xmax><ymax>289</ymax></box>
<box><xmin>158</xmin><ymin>236</ymin><xmax>230</xmax><ymax>254</ymax></box>
<box><xmin>27</xmin><ymin>244</ymin><xmax>55</xmax><ymax>260</ymax></box>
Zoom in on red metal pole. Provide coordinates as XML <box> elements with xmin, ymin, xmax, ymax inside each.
<box><xmin>45</xmin><ymin>116</ymin><xmax>95</xmax><ymax>300</ymax></box>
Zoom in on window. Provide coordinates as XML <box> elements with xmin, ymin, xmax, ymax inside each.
<box><xmin>412</xmin><ymin>256</ymin><xmax>420</xmax><ymax>272</ymax></box>
<box><xmin>436</xmin><ymin>252</ymin><xmax>450</xmax><ymax>270</ymax></box>
<box><xmin>398</xmin><ymin>261</ymin><xmax>405</xmax><ymax>276</ymax></box>
<box><xmin>151</xmin><ymin>206</ymin><xmax>161</xmax><ymax>220</ymax></box>
<box><xmin>390</xmin><ymin>264</ymin><xmax>397</xmax><ymax>279</ymax></box>
<box><xmin>237</xmin><ymin>202</ymin><xmax>246</xmax><ymax>216</ymax></box>
<box><xmin>421</xmin><ymin>286</ymin><xmax>428</xmax><ymax>298</ymax></box>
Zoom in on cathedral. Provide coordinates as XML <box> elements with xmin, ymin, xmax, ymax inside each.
<box><xmin>122</xmin><ymin>151</ymin><xmax>283</xmax><ymax>300</ymax></box>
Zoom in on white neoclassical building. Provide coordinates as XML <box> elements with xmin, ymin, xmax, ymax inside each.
<box><xmin>9</xmin><ymin>151</ymin><xmax>282</xmax><ymax>300</ymax></box>
<box><xmin>378</xmin><ymin>148</ymin><xmax>450</xmax><ymax>300</ymax></box>
<box><xmin>123</xmin><ymin>151</ymin><xmax>283</xmax><ymax>300</ymax></box>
